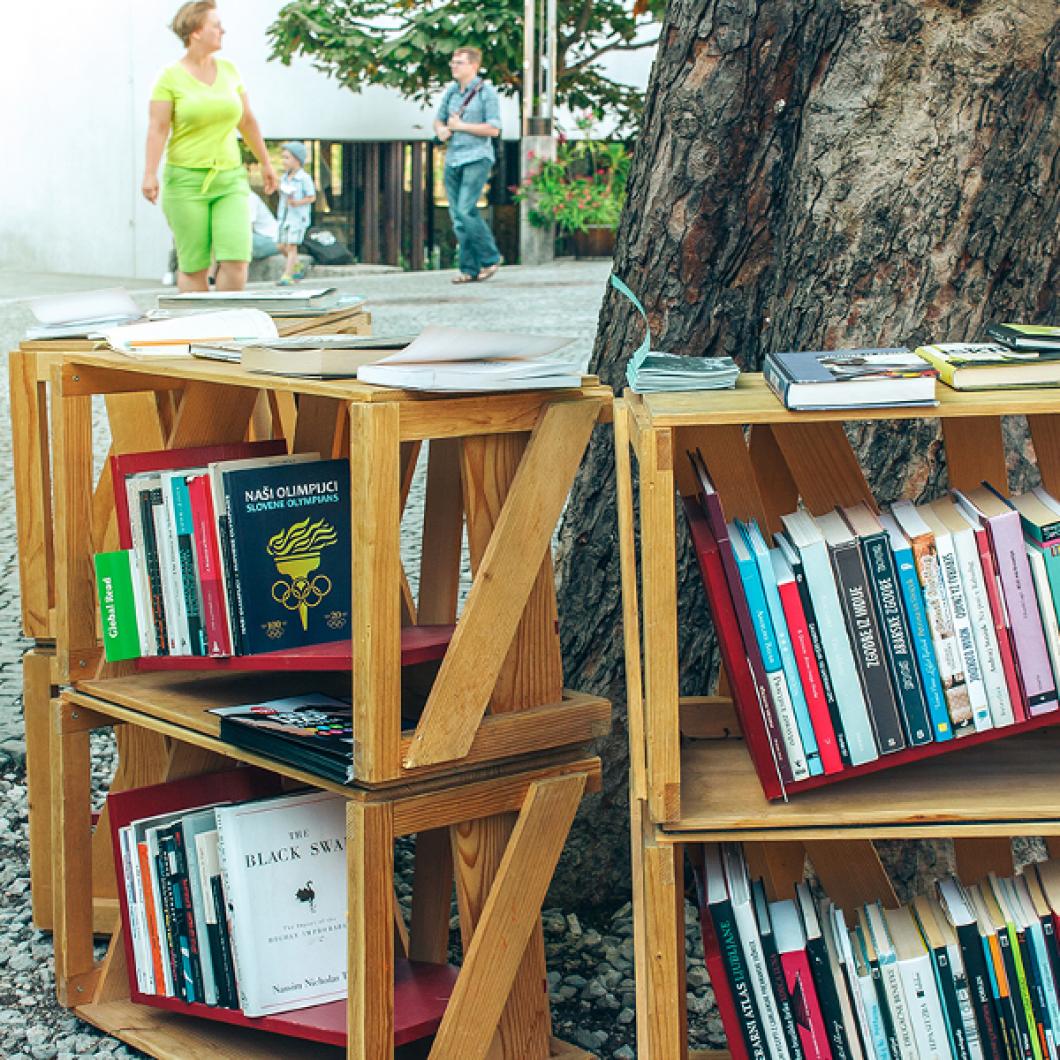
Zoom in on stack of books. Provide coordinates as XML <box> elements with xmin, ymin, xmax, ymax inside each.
<box><xmin>697</xmin><ymin>841</ymin><xmax>1060</xmax><ymax>1060</ymax></box>
<box><xmin>916</xmin><ymin>324</ymin><xmax>1060</xmax><ymax>391</ymax></box>
<box><xmin>626</xmin><ymin>351</ymin><xmax>741</xmax><ymax>393</ymax></box>
<box><xmin>687</xmin><ymin>450</ymin><xmax>1060</xmax><ymax>798</ymax></box>
<box><xmin>156</xmin><ymin>288</ymin><xmax>364</xmax><ymax>316</ymax></box>
<box><xmin>93</xmin><ymin>441</ymin><xmax>352</xmax><ymax>662</ymax></box>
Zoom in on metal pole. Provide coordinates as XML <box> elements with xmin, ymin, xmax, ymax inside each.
<box><xmin>522</xmin><ymin>0</ymin><xmax>535</xmax><ymax>135</ymax></box>
<box><xmin>545</xmin><ymin>0</ymin><xmax>557</xmax><ymax>128</ymax></box>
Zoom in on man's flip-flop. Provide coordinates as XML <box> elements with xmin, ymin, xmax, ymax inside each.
<box><xmin>451</xmin><ymin>273</ymin><xmax>476</xmax><ymax>284</ymax></box>
<box><xmin>478</xmin><ymin>263</ymin><xmax>501</xmax><ymax>281</ymax></box>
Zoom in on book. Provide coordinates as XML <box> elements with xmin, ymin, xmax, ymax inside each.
<box><xmin>914</xmin><ymin>344</ymin><xmax>1060</xmax><ymax>390</ymax></box>
<box><xmin>754</xmin><ymin>880</ymin><xmax>807</xmax><ymax>1060</ymax></box>
<box><xmin>920</xmin><ymin>500</ymin><xmax>992</xmax><ymax>733</ymax></box>
<box><xmin>819</xmin><ymin>898</ymin><xmax>867</xmax><ymax>1060</ymax></box>
<box><xmin>94</xmin><ymin>550</ymin><xmax>143</xmax><ymax>662</ymax></box>
<box><xmin>701</xmin><ymin>845</ymin><xmax>766</xmax><ymax>1060</ymax></box>
<box><xmin>103</xmin><ymin>308</ymin><xmax>280</xmax><ymax>358</ymax></box>
<box><xmin>25</xmin><ymin>286</ymin><xmax>142</xmax><ymax>339</ymax></box>
<box><xmin>730</xmin><ymin>522</ymin><xmax>811</xmax><ymax>780</ymax></box>
<box><xmin>683</xmin><ymin>494</ymin><xmax>794</xmax><ymax>791</ymax></box>
<box><xmin>763</xmin><ymin>348</ymin><xmax>937</xmax><ymax>410</ymax></box>
<box><xmin>780</xmin><ymin>510</ymin><xmax>878</xmax><ymax>767</ymax></box>
<box><xmin>163</xmin><ymin>471</ymin><xmax>207</xmax><ymax>656</ymax></box>
<box><xmin>891</xmin><ymin>501</ymin><xmax>976</xmax><ymax>736</ymax></box>
<box><xmin>209</xmin><ymin>695</ymin><xmax>354</xmax><ymax>784</ymax></box>
<box><xmin>843</xmin><ymin>503</ymin><xmax>934</xmax><ymax>748</ymax></box>
<box><xmin>862</xmin><ymin>903</ymin><xmax>919</xmax><ymax>1060</ymax></box>
<box><xmin>179</xmin><ymin>809</ymin><xmax>222</xmax><ymax>1006</ymax></box>
<box><xmin>772</xmin><ymin>547</ymin><xmax>843</xmax><ymax>774</ymax></box>
<box><xmin>879</xmin><ymin>514</ymin><xmax>953</xmax><ymax>742</ymax></box>
<box><xmin>158</xmin><ymin>288</ymin><xmax>356</xmax><ymax>314</ymax></box>
<box><xmin>856</xmin><ymin>916</ymin><xmax>903</xmax><ymax>1060</ymax></box>
<box><xmin>1023</xmin><ymin>542</ymin><xmax>1060</xmax><ymax>712</ymax></box>
<box><xmin>1025</xmin><ymin>866</ymin><xmax>1060</xmax><ymax>1007</ymax></box>
<box><xmin>985</xmin><ymin>324</ymin><xmax>1060</xmax><ymax>352</ymax></box>
<box><xmin>356</xmin><ymin>325</ymin><xmax>583</xmax><ymax>392</ymax></box>
<box><xmin>195</xmin><ymin>829</ymin><xmax>239</xmax><ymax>1009</ymax></box>
<box><xmin>956</xmin><ymin>486</ymin><xmax>1058</xmax><ymax>717</ymax></box>
<box><xmin>1008</xmin><ymin>492</ymin><xmax>1060</xmax><ymax>546</ymax></box>
<box><xmin>816</xmin><ymin>510</ymin><xmax>906</xmax><ymax>755</ymax></box>
<box><xmin>884</xmin><ymin>904</ymin><xmax>951</xmax><ymax>1060</ymax></box>
<box><xmin>215</xmin><ymin>789</ymin><xmax>350</xmax><ymax>1017</ymax></box>
<box><xmin>118</xmin><ymin>825</ymin><xmax>153</xmax><ymax>994</ymax></box>
<box><xmin>221</xmin><ymin>457</ymin><xmax>349</xmax><ymax>656</ymax></box>
<box><xmin>627</xmin><ymin>352</ymin><xmax>741</xmax><ymax>393</ymax></box>
<box><xmin>234</xmin><ymin>338</ymin><xmax>413</xmax><ymax>378</ymax></box>
<box><xmin>850</xmin><ymin>923</ymin><xmax>895</xmax><ymax>1060</ymax></box>
<box><xmin>771</xmin><ymin>898</ymin><xmax>833</xmax><ymax>1060</ymax></box>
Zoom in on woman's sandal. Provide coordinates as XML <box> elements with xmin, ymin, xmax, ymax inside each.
<box><xmin>478</xmin><ymin>262</ymin><xmax>501</xmax><ymax>281</ymax></box>
<box><xmin>451</xmin><ymin>273</ymin><xmax>476</xmax><ymax>284</ymax></box>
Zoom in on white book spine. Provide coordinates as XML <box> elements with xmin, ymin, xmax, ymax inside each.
<box><xmin>766</xmin><ymin>670</ymin><xmax>810</xmax><ymax>781</ymax></box>
<box><xmin>896</xmin><ymin>951</ymin><xmax>948</xmax><ymax>1060</ymax></box>
<box><xmin>837</xmin><ymin>919</ymin><xmax>880</xmax><ymax>1060</ymax></box>
<box><xmin>855</xmin><ymin>967</ymin><xmax>894</xmax><ymax>1060</ymax></box>
<box><xmin>945</xmin><ymin>940</ymin><xmax>984</xmax><ymax>1060</ymax></box>
<box><xmin>933</xmin><ymin>529</ymin><xmax>992</xmax><ymax>732</ymax></box>
<box><xmin>1026</xmin><ymin>545</ymin><xmax>1060</xmax><ymax>692</ymax></box>
<box><xmin>119</xmin><ymin>826</ymin><xmax>151</xmax><ymax>994</ymax></box>
<box><xmin>733</xmin><ymin>897</ymin><xmax>792</xmax><ymax>1060</ymax></box>
<box><xmin>126</xmin><ymin>482</ymin><xmax>157</xmax><ymax>656</ymax></box>
<box><xmin>154</xmin><ymin>496</ymin><xmax>190</xmax><ymax>656</ymax></box>
<box><xmin>951</xmin><ymin>528</ymin><xmax>1014</xmax><ymax>727</ymax></box>
<box><xmin>878</xmin><ymin>955</ymin><xmax>921</xmax><ymax>1060</ymax></box>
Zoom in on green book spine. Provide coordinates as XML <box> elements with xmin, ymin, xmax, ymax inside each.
<box><xmin>94</xmin><ymin>550</ymin><xmax>142</xmax><ymax>661</ymax></box>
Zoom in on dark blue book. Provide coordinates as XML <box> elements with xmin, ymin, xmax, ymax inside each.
<box><xmin>222</xmin><ymin>459</ymin><xmax>351</xmax><ymax>656</ymax></box>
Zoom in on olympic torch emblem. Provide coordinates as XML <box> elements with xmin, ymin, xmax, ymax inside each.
<box><xmin>267</xmin><ymin>517</ymin><xmax>338</xmax><ymax>631</ymax></box>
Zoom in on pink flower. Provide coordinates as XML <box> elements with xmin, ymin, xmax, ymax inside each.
<box><xmin>527</xmin><ymin>149</ymin><xmax>536</xmax><ymax>160</ymax></box>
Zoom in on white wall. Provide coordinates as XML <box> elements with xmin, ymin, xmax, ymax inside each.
<box><xmin>0</xmin><ymin>0</ymin><xmax>652</xmax><ymax>279</ymax></box>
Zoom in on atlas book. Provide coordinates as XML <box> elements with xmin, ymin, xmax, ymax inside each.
<box><xmin>763</xmin><ymin>347</ymin><xmax>937</xmax><ymax>410</ymax></box>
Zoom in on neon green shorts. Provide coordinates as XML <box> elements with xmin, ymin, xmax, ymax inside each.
<box><xmin>162</xmin><ymin>165</ymin><xmax>251</xmax><ymax>273</ymax></box>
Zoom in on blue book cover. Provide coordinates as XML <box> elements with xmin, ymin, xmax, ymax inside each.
<box><xmin>880</xmin><ymin>514</ymin><xmax>952</xmax><ymax>742</ymax></box>
<box><xmin>739</xmin><ymin>520</ymin><xmax>823</xmax><ymax>777</ymax></box>
<box><xmin>223</xmin><ymin>459</ymin><xmax>351</xmax><ymax>656</ymax></box>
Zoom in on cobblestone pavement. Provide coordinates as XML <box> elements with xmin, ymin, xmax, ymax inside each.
<box><xmin>0</xmin><ymin>261</ymin><xmax>731</xmax><ymax>1059</ymax></box>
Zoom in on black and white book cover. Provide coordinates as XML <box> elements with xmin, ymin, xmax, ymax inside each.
<box><xmin>215</xmin><ymin>790</ymin><xmax>348</xmax><ymax>1017</ymax></box>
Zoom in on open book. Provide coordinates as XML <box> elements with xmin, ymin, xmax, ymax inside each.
<box><xmin>355</xmin><ymin>325</ymin><xmax>582</xmax><ymax>391</ymax></box>
<box><xmin>103</xmin><ymin>308</ymin><xmax>279</xmax><ymax>358</ymax></box>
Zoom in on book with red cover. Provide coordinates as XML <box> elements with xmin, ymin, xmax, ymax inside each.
<box><xmin>771</xmin><ymin>898</ymin><xmax>833</xmax><ymax>1060</ymax></box>
<box><xmin>107</xmin><ymin>769</ymin><xmax>458</xmax><ymax>1047</ymax></box>
<box><xmin>683</xmin><ymin>495</ymin><xmax>786</xmax><ymax>798</ymax></box>
<box><xmin>112</xmin><ymin>441</ymin><xmax>287</xmax><ymax>551</ymax></box>
<box><xmin>186</xmin><ymin>472</ymin><xmax>232</xmax><ymax>656</ymax></box>
<box><xmin>773</xmin><ymin>550</ymin><xmax>843</xmax><ymax>775</ymax></box>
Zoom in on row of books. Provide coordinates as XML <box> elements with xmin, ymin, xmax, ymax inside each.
<box><xmin>114</xmin><ymin>778</ymin><xmax>348</xmax><ymax>1018</ymax></box>
<box><xmin>94</xmin><ymin>441</ymin><xmax>352</xmax><ymax>661</ymax></box>
<box><xmin>689</xmin><ymin>452</ymin><xmax>1060</xmax><ymax>795</ymax></box>
<box><xmin>763</xmin><ymin>324</ymin><xmax>1060</xmax><ymax>409</ymax></box>
<box><xmin>697</xmin><ymin>842</ymin><xmax>1060</xmax><ymax>1060</ymax></box>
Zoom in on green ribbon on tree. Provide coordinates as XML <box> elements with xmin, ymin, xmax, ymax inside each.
<box><xmin>609</xmin><ymin>274</ymin><xmax>651</xmax><ymax>371</ymax></box>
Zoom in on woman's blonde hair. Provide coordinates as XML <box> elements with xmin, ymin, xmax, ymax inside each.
<box><xmin>170</xmin><ymin>0</ymin><xmax>216</xmax><ymax>46</ymax></box>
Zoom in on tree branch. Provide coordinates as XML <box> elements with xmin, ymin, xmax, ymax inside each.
<box><xmin>564</xmin><ymin>34</ymin><xmax>659</xmax><ymax>75</ymax></box>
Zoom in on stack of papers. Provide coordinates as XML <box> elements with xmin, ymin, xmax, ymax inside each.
<box><xmin>26</xmin><ymin>287</ymin><xmax>143</xmax><ymax>340</ymax></box>
<box><xmin>103</xmin><ymin>308</ymin><xmax>279</xmax><ymax>358</ymax></box>
<box><xmin>355</xmin><ymin>325</ymin><xmax>582</xmax><ymax>392</ymax></box>
<box><xmin>157</xmin><ymin>288</ymin><xmax>363</xmax><ymax>316</ymax></box>
<box><xmin>627</xmin><ymin>352</ymin><xmax>741</xmax><ymax>393</ymax></box>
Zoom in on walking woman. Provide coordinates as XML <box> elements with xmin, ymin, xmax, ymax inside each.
<box><xmin>142</xmin><ymin>1</ymin><xmax>278</xmax><ymax>292</ymax></box>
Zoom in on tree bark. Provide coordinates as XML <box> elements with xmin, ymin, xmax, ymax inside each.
<box><xmin>550</xmin><ymin>0</ymin><xmax>1058</xmax><ymax>908</ymax></box>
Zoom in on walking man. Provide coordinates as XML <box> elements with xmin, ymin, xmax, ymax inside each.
<box><xmin>433</xmin><ymin>47</ymin><xmax>503</xmax><ymax>284</ymax></box>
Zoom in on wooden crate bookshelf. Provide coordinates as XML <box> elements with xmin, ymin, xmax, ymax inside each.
<box><xmin>614</xmin><ymin>381</ymin><xmax>1060</xmax><ymax>1058</ymax></box>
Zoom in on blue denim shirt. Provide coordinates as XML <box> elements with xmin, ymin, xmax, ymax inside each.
<box><xmin>435</xmin><ymin>77</ymin><xmax>502</xmax><ymax>168</ymax></box>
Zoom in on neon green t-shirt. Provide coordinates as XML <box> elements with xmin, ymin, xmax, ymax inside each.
<box><xmin>151</xmin><ymin>59</ymin><xmax>245</xmax><ymax>170</ymax></box>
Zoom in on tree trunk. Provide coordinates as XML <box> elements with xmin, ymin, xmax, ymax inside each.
<box><xmin>550</xmin><ymin>0</ymin><xmax>1059</xmax><ymax>909</ymax></box>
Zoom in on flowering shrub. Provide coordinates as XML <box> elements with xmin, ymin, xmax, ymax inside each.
<box><xmin>513</xmin><ymin>113</ymin><xmax>631</xmax><ymax>235</ymax></box>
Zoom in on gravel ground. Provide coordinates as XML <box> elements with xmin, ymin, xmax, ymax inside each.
<box><xmin>0</xmin><ymin>260</ymin><xmax>724</xmax><ymax>1058</ymax></box>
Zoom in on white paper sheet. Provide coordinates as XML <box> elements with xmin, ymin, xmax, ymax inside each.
<box><xmin>103</xmin><ymin>308</ymin><xmax>278</xmax><ymax>356</ymax></box>
<box><xmin>30</xmin><ymin>287</ymin><xmax>140</xmax><ymax>326</ymax></box>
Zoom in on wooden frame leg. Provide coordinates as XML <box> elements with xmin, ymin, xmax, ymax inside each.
<box><xmin>348</xmin><ymin>801</ymin><xmax>396</xmax><ymax>1060</ymax></box>
<box><xmin>25</xmin><ymin>649</ymin><xmax>56</xmax><ymax>930</ymax></box>
<box><xmin>435</xmin><ymin>773</ymin><xmax>587</xmax><ymax>1060</ymax></box>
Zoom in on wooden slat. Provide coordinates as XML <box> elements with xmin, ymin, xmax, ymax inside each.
<box><xmin>804</xmin><ymin>840</ymin><xmax>898</xmax><ymax>908</ymax></box>
<box><xmin>10</xmin><ymin>351</ymin><xmax>54</xmax><ymax>637</ymax></box>
<box><xmin>954</xmin><ymin>837</ymin><xmax>1014</xmax><ymax>883</ymax></box>
<box><xmin>461</xmin><ymin>432</ymin><xmax>563</xmax><ymax>714</ymax></box>
<box><xmin>293</xmin><ymin>395</ymin><xmax>344</xmax><ymax>457</ymax></box>
<box><xmin>268</xmin><ymin>390</ymin><xmax>298</xmax><ymax>444</ymax></box>
<box><xmin>348</xmin><ymin>800</ymin><xmax>395</xmax><ymax>1060</ymax></box>
<box><xmin>398</xmin><ymin>440</ymin><xmax>422</xmax><ymax>627</ymax></box>
<box><xmin>349</xmin><ymin>402</ymin><xmax>402</xmax><ymax>783</ymax></box>
<box><xmin>1027</xmin><ymin>414</ymin><xmax>1060</xmax><ymax>496</ymax></box>
<box><xmin>409</xmin><ymin>828</ymin><xmax>454</xmax><ymax>964</ymax></box>
<box><xmin>167</xmin><ymin>381</ymin><xmax>259</xmax><ymax>448</ymax></box>
<box><xmin>748</xmin><ymin>424</ymin><xmax>800</xmax><ymax>536</ymax></box>
<box><xmin>405</xmin><ymin>399</ymin><xmax>599</xmax><ymax>769</ymax></box>
<box><xmin>745</xmin><ymin>842</ymin><xmax>807</xmax><ymax>901</ymax></box>
<box><xmin>640</xmin><ymin>425</ymin><xmax>682</xmax><ymax>822</ymax></box>
<box><xmin>693</xmin><ymin>424</ymin><xmax>769</xmax><ymax>526</ymax></box>
<box><xmin>24</xmin><ymin>649</ymin><xmax>56</xmax><ymax>928</ymax></box>
<box><xmin>942</xmin><ymin>416</ymin><xmax>1009</xmax><ymax>492</ymax></box>
<box><xmin>614</xmin><ymin>403</ymin><xmax>648</xmax><ymax>802</ymax></box>
<box><xmin>770</xmin><ymin>421</ymin><xmax>875</xmax><ymax>514</ymax></box>
<box><xmin>435</xmin><ymin>774</ymin><xmax>586</xmax><ymax>1060</ymax></box>
<box><xmin>51</xmin><ymin>363</ymin><xmax>98</xmax><ymax>682</ymax></box>
<box><xmin>417</xmin><ymin>438</ymin><xmax>464</xmax><ymax>625</ymax></box>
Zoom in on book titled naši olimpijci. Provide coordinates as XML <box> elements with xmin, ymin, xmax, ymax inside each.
<box><xmin>684</xmin><ymin>448</ymin><xmax>1060</xmax><ymax>801</ymax></box>
<box><xmin>694</xmin><ymin>841</ymin><xmax>1060</xmax><ymax>1060</ymax></box>
<box><xmin>763</xmin><ymin>347</ymin><xmax>938</xmax><ymax>410</ymax></box>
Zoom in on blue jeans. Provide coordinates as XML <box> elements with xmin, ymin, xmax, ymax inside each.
<box><xmin>444</xmin><ymin>159</ymin><xmax>501</xmax><ymax>277</ymax></box>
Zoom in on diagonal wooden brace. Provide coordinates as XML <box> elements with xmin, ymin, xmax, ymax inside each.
<box><xmin>430</xmin><ymin>772</ymin><xmax>587</xmax><ymax>1060</ymax></box>
<box><xmin>403</xmin><ymin>398</ymin><xmax>600</xmax><ymax>769</ymax></box>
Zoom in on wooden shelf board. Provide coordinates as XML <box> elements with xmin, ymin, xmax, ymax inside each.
<box><xmin>660</xmin><ymin>731</ymin><xmax>1060</xmax><ymax>840</ymax></box>
<box><xmin>631</xmin><ymin>375</ymin><xmax>1060</xmax><ymax>427</ymax></box>
<box><xmin>134</xmin><ymin>625</ymin><xmax>454</xmax><ymax>673</ymax></box>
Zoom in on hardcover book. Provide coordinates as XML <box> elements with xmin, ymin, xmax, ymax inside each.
<box><xmin>862</xmin><ymin>903</ymin><xmax>919</xmax><ymax>1060</ymax></box>
<box><xmin>222</xmin><ymin>458</ymin><xmax>351</xmax><ymax>656</ymax></box>
<box><xmin>985</xmin><ymin>323</ymin><xmax>1060</xmax><ymax>352</ymax></box>
<box><xmin>914</xmin><ymin>343</ymin><xmax>1060</xmax><ymax>390</ymax></box>
<box><xmin>753</xmin><ymin>880</ymin><xmax>807</xmax><ymax>1060</ymax></box>
<box><xmin>215</xmin><ymin>790</ymin><xmax>350</xmax><ymax>1017</ymax></box>
<box><xmin>771</xmin><ymin>898</ymin><xmax>832</xmax><ymax>1060</ymax></box>
<box><xmin>850</xmin><ymin>923</ymin><xmax>895</xmax><ymax>1060</ymax></box>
